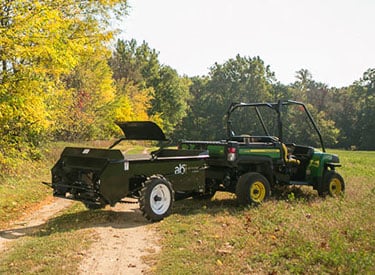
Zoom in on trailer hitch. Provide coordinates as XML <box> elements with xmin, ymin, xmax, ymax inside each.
<box><xmin>42</xmin><ymin>181</ymin><xmax>52</xmax><ymax>188</ymax></box>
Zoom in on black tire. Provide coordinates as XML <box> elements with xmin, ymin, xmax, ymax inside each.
<box><xmin>318</xmin><ymin>171</ymin><xmax>345</xmax><ymax>197</ymax></box>
<box><xmin>139</xmin><ymin>175</ymin><xmax>174</xmax><ymax>222</ymax></box>
<box><xmin>235</xmin><ymin>172</ymin><xmax>271</xmax><ymax>205</ymax></box>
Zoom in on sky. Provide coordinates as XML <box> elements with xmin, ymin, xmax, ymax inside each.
<box><xmin>118</xmin><ymin>0</ymin><xmax>375</xmax><ymax>88</ymax></box>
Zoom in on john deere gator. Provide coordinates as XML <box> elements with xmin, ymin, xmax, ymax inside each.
<box><xmin>179</xmin><ymin>100</ymin><xmax>345</xmax><ymax>204</ymax></box>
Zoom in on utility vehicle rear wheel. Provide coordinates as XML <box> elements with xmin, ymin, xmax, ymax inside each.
<box><xmin>236</xmin><ymin>172</ymin><xmax>271</xmax><ymax>205</ymax></box>
<box><xmin>139</xmin><ymin>175</ymin><xmax>174</xmax><ymax>222</ymax></box>
<box><xmin>318</xmin><ymin>171</ymin><xmax>345</xmax><ymax>197</ymax></box>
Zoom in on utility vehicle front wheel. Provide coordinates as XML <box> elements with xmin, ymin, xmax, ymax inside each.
<box><xmin>139</xmin><ymin>175</ymin><xmax>174</xmax><ymax>222</ymax></box>
<box><xmin>235</xmin><ymin>172</ymin><xmax>271</xmax><ymax>205</ymax></box>
<box><xmin>318</xmin><ymin>171</ymin><xmax>345</xmax><ymax>197</ymax></box>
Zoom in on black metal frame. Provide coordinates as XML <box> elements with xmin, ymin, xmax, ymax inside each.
<box><xmin>226</xmin><ymin>100</ymin><xmax>326</xmax><ymax>152</ymax></box>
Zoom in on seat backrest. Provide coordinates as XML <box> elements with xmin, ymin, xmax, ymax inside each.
<box><xmin>281</xmin><ymin>143</ymin><xmax>300</xmax><ymax>165</ymax></box>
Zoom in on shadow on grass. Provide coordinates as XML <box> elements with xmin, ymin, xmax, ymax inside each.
<box><xmin>0</xmin><ymin>203</ymin><xmax>147</xmax><ymax>240</ymax></box>
<box><xmin>172</xmin><ymin>186</ymin><xmax>322</xmax><ymax>217</ymax></box>
<box><xmin>271</xmin><ymin>185</ymin><xmax>321</xmax><ymax>201</ymax></box>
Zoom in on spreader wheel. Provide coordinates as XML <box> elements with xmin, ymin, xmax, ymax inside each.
<box><xmin>318</xmin><ymin>171</ymin><xmax>345</xmax><ymax>197</ymax></box>
<box><xmin>139</xmin><ymin>175</ymin><xmax>174</xmax><ymax>222</ymax></box>
<box><xmin>236</xmin><ymin>172</ymin><xmax>271</xmax><ymax>205</ymax></box>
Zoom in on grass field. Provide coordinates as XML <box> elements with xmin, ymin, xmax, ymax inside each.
<box><xmin>0</xmin><ymin>148</ymin><xmax>374</xmax><ymax>274</ymax></box>
<box><xmin>152</xmin><ymin>150</ymin><xmax>375</xmax><ymax>274</ymax></box>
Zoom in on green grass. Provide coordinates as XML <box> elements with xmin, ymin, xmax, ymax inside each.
<box><xmin>153</xmin><ymin>150</ymin><xmax>375</xmax><ymax>274</ymax></box>
<box><xmin>0</xmin><ymin>147</ymin><xmax>57</xmax><ymax>228</ymax></box>
<box><xmin>0</xmin><ymin>203</ymin><xmax>97</xmax><ymax>274</ymax></box>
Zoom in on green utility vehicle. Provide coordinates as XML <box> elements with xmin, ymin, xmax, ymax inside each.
<box><xmin>179</xmin><ymin>100</ymin><xmax>345</xmax><ymax>204</ymax></box>
<box><xmin>46</xmin><ymin>121</ymin><xmax>208</xmax><ymax>221</ymax></box>
<box><xmin>46</xmin><ymin>100</ymin><xmax>344</xmax><ymax>221</ymax></box>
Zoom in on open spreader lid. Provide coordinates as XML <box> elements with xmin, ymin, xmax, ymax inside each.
<box><xmin>116</xmin><ymin>121</ymin><xmax>168</xmax><ymax>141</ymax></box>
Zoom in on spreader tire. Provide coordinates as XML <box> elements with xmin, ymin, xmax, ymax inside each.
<box><xmin>236</xmin><ymin>172</ymin><xmax>271</xmax><ymax>205</ymax></box>
<box><xmin>139</xmin><ymin>175</ymin><xmax>174</xmax><ymax>222</ymax></box>
<box><xmin>318</xmin><ymin>171</ymin><xmax>345</xmax><ymax>197</ymax></box>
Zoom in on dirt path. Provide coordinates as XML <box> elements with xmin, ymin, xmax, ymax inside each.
<box><xmin>0</xmin><ymin>198</ymin><xmax>160</xmax><ymax>274</ymax></box>
<box><xmin>79</xmin><ymin>201</ymin><xmax>160</xmax><ymax>275</ymax></box>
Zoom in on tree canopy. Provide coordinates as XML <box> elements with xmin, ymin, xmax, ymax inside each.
<box><xmin>0</xmin><ymin>2</ymin><xmax>374</xmax><ymax>169</ymax></box>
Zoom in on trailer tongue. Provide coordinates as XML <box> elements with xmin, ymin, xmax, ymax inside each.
<box><xmin>47</xmin><ymin>121</ymin><xmax>208</xmax><ymax>221</ymax></box>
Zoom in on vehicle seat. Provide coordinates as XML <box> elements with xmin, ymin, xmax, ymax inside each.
<box><xmin>282</xmin><ymin>143</ymin><xmax>300</xmax><ymax>165</ymax></box>
<box><xmin>241</xmin><ymin>134</ymin><xmax>252</xmax><ymax>143</ymax></box>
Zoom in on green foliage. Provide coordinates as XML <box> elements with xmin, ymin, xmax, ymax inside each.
<box><xmin>109</xmin><ymin>39</ymin><xmax>161</xmax><ymax>125</ymax></box>
<box><xmin>151</xmin><ymin>66</ymin><xmax>191</xmax><ymax>133</ymax></box>
<box><xmin>0</xmin><ymin>0</ymin><xmax>127</xmax><ymax>165</ymax></box>
<box><xmin>109</xmin><ymin>39</ymin><xmax>191</xmax><ymax>133</ymax></box>
<box><xmin>177</xmin><ymin>55</ymin><xmax>276</xmax><ymax>140</ymax></box>
<box><xmin>176</xmin><ymin>65</ymin><xmax>373</xmax><ymax>149</ymax></box>
<box><xmin>173</xmin><ymin>76</ymin><xmax>210</xmax><ymax>140</ymax></box>
<box><xmin>322</xmin><ymin>68</ymin><xmax>375</xmax><ymax>150</ymax></box>
<box><xmin>355</xmin><ymin>69</ymin><xmax>375</xmax><ymax>150</ymax></box>
<box><xmin>55</xmin><ymin>49</ymin><xmax>116</xmax><ymax>140</ymax></box>
<box><xmin>110</xmin><ymin>39</ymin><xmax>160</xmax><ymax>87</ymax></box>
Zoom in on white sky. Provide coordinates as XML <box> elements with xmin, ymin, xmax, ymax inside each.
<box><xmin>118</xmin><ymin>0</ymin><xmax>375</xmax><ymax>88</ymax></box>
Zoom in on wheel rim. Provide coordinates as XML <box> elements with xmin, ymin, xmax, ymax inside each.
<box><xmin>150</xmin><ymin>184</ymin><xmax>171</xmax><ymax>215</ymax></box>
<box><xmin>329</xmin><ymin>178</ymin><xmax>342</xmax><ymax>196</ymax></box>
<box><xmin>250</xmin><ymin>181</ymin><xmax>266</xmax><ymax>203</ymax></box>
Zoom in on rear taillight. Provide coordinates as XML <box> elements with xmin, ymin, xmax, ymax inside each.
<box><xmin>227</xmin><ymin>147</ymin><xmax>237</xmax><ymax>161</ymax></box>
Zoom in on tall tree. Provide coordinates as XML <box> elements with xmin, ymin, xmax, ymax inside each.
<box><xmin>173</xmin><ymin>76</ymin><xmax>210</xmax><ymax>140</ymax></box>
<box><xmin>150</xmin><ymin>66</ymin><xmax>191</xmax><ymax>134</ymax></box>
<box><xmin>109</xmin><ymin>39</ymin><xmax>160</xmax><ymax>87</ymax></box>
<box><xmin>0</xmin><ymin>0</ymin><xmax>127</xmax><ymax>160</ymax></box>
<box><xmin>109</xmin><ymin>39</ymin><xmax>191</xmax><ymax>134</ymax></box>
<box><xmin>57</xmin><ymin>50</ymin><xmax>116</xmax><ymax>140</ymax></box>
<box><xmin>356</xmin><ymin>68</ymin><xmax>375</xmax><ymax>150</ymax></box>
<box><xmin>109</xmin><ymin>39</ymin><xmax>160</xmax><ymax>125</ymax></box>
<box><xmin>291</xmin><ymin>69</ymin><xmax>312</xmax><ymax>102</ymax></box>
<box><xmin>326</xmin><ymin>86</ymin><xmax>359</xmax><ymax>148</ymax></box>
<box><xmin>199</xmin><ymin>55</ymin><xmax>275</xmax><ymax>139</ymax></box>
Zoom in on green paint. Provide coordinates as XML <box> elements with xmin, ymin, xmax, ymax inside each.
<box><xmin>239</xmin><ymin>148</ymin><xmax>281</xmax><ymax>158</ymax></box>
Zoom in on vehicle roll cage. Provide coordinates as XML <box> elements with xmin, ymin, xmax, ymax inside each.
<box><xmin>226</xmin><ymin>100</ymin><xmax>325</xmax><ymax>152</ymax></box>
